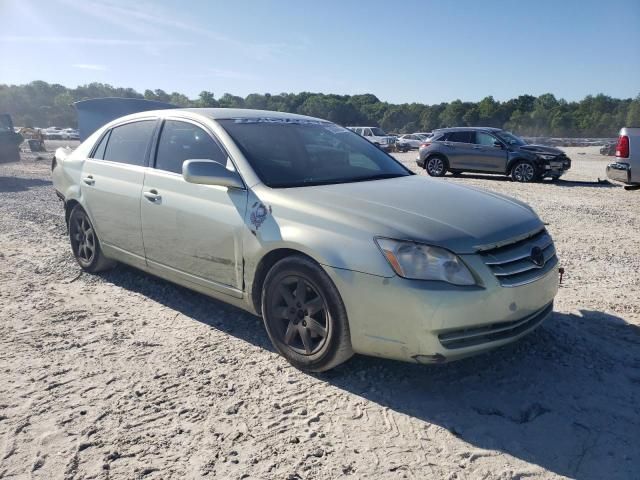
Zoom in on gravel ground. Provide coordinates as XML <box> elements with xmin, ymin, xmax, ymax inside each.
<box><xmin>0</xmin><ymin>142</ymin><xmax>638</xmax><ymax>479</ymax></box>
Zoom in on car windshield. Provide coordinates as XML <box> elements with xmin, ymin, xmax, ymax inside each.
<box><xmin>370</xmin><ymin>127</ymin><xmax>387</xmax><ymax>136</ymax></box>
<box><xmin>495</xmin><ymin>130</ymin><xmax>527</xmax><ymax>146</ymax></box>
<box><xmin>219</xmin><ymin>119</ymin><xmax>412</xmax><ymax>188</ymax></box>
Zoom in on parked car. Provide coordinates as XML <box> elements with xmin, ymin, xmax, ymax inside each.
<box><xmin>417</xmin><ymin>127</ymin><xmax>571</xmax><ymax>182</ymax></box>
<box><xmin>607</xmin><ymin>127</ymin><xmax>640</xmax><ymax>189</ymax></box>
<box><xmin>395</xmin><ymin>134</ymin><xmax>426</xmax><ymax>152</ymax></box>
<box><xmin>61</xmin><ymin>128</ymin><xmax>80</xmax><ymax>140</ymax></box>
<box><xmin>53</xmin><ymin>109</ymin><xmax>560</xmax><ymax>371</ymax></box>
<box><xmin>346</xmin><ymin>126</ymin><xmax>396</xmax><ymax>151</ymax></box>
<box><xmin>0</xmin><ymin>114</ymin><xmax>22</xmax><ymax>163</ymax></box>
<box><xmin>43</xmin><ymin>127</ymin><xmax>64</xmax><ymax>140</ymax></box>
<box><xmin>414</xmin><ymin>132</ymin><xmax>433</xmax><ymax>139</ymax></box>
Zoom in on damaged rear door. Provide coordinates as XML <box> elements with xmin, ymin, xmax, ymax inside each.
<box><xmin>140</xmin><ymin>118</ymin><xmax>247</xmax><ymax>297</ymax></box>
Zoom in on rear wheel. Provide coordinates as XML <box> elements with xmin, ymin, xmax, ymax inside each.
<box><xmin>425</xmin><ymin>155</ymin><xmax>447</xmax><ymax>177</ymax></box>
<box><xmin>262</xmin><ymin>255</ymin><xmax>353</xmax><ymax>372</ymax></box>
<box><xmin>510</xmin><ymin>160</ymin><xmax>538</xmax><ymax>183</ymax></box>
<box><xmin>68</xmin><ymin>205</ymin><xmax>115</xmax><ymax>272</ymax></box>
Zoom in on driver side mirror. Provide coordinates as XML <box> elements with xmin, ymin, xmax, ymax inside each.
<box><xmin>182</xmin><ymin>159</ymin><xmax>244</xmax><ymax>189</ymax></box>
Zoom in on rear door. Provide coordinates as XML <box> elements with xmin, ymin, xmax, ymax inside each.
<box><xmin>471</xmin><ymin>131</ymin><xmax>508</xmax><ymax>172</ymax></box>
<box><xmin>140</xmin><ymin>118</ymin><xmax>247</xmax><ymax>295</ymax></box>
<box><xmin>81</xmin><ymin>119</ymin><xmax>157</xmax><ymax>268</ymax></box>
<box><xmin>441</xmin><ymin>131</ymin><xmax>476</xmax><ymax>169</ymax></box>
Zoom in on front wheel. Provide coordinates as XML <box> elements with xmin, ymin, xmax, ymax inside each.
<box><xmin>510</xmin><ymin>160</ymin><xmax>538</xmax><ymax>183</ymax></box>
<box><xmin>425</xmin><ymin>156</ymin><xmax>447</xmax><ymax>177</ymax></box>
<box><xmin>68</xmin><ymin>205</ymin><xmax>115</xmax><ymax>272</ymax></box>
<box><xmin>261</xmin><ymin>256</ymin><xmax>353</xmax><ymax>372</ymax></box>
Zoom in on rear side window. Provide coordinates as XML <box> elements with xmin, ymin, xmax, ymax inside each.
<box><xmin>91</xmin><ymin>131</ymin><xmax>110</xmax><ymax>160</ymax></box>
<box><xmin>475</xmin><ymin>132</ymin><xmax>497</xmax><ymax>146</ymax></box>
<box><xmin>446</xmin><ymin>131</ymin><xmax>474</xmax><ymax>143</ymax></box>
<box><xmin>155</xmin><ymin>120</ymin><xmax>228</xmax><ymax>174</ymax></box>
<box><xmin>103</xmin><ymin>120</ymin><xmax>156</xmax><ymax>166</ymax></box>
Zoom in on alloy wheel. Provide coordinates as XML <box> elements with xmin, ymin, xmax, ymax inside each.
<box><xmin>513</xmin><ymin>163</ymin><xmax>535</xmax><ymax>182</ymax></box>
<box><xmin>268</xmin><ymin>275</ymin><xmax>329</xmax><ymax>355</ymax></box>
<box><xmin>70</xmin><ymin>212</ymin><xmax>96</xmax><ymax>266</ymax></box>
<box><xmin>427</xmin><ymin>157</ymin><xmax>445</xmax><ymax>176</ymax></box>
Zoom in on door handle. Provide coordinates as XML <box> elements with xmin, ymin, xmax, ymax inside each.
<box><xmin>82</xmin><ymin>175</ymin><xmax>95</xmax><ymax>186</ymax></box>
<box><xmin>472</xmin><ymin>146</ymin><xmax>482</xmax><ymax>149</ymax></box>
<box><xmin>143</xmin><ymin>190</ymin><xmax>161</xmax><ymax>202</ymax></box>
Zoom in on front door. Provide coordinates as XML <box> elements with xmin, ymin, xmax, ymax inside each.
<box><xmin>140</xmin><ymin>119</ymin><xmax>247</xmax><ymax>295</ymax></box>
<box><xmin>80</xmin><ymin>119</ymin><xmax>157</xmax><ymax>268</ymax></box>
<box><xmin>471</xmin><ymin>131</ymin><xmax>508</xmax><ymax>172</ymax></box>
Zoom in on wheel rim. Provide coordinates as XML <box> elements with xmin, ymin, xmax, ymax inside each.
<box><xmin>427</xmin><ymin>157</ymin><xmax>444</xmax><ymax>175</ymax></box>
<box><xmin>70</xmin><ymin>212</ymin><xmax>96</xmax><ymax>266</ymax></box>
<box><xmin>514</xmin><ymin>163</ymin><xmax>535</xmax><ymax>182</ymax></box>
<box><xmin>268</xmin><ymin>275</ymin><xmax>330</xmax><ymax>356</ymax></box>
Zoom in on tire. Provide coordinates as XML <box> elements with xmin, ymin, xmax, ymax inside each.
<box><xmin>68</xmin><ymin>205</ymin><xmax>115</xmax><ymax>272</ymax></box>
<box><xmin>425</xmin><ymin>155</ymin><xmax>447</xmax><ymax>177</ymax></box>
<box><xmin>261</xmin><ymin>255</ymin><xmax>353</xmax><ymax>372</ymax></box>
<box><xmin>510</xmin><ymin>160</ymin><xmax>538</xmax><ymax>183</ymax></box>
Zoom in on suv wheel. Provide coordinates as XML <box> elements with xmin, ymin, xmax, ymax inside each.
<box><xmin>426</xmin><ymin>156</ymin><xmax>447</xmax><ymax>177</ymax></box>
<box><xmin>68</xmin><ymin>205</ymin><xmax>116</xmax><ymax>272</ymax></box>
<box><xmin>262</xmin><ymin>255</ymin><xmax>353</xmax><ymax>372</ymax></box>
<box><xmin>511</xmin><ymin>160</ymin><xmax>538</xmax><ymax>183</ymax></box>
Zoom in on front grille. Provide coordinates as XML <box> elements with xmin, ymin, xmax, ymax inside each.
<box><xmin>438</xmin><ymin>302</ymin><xmax>553</xmax><ymax>349</ymax></box>
<box><xmin>479</xmin><ymin>228</ymin><xmax>558</xmax><ymax>287</ymax></box>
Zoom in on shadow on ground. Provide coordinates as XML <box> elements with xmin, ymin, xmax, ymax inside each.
<box><xmin>0</xmin><ymin>175</ymin><xmax>52</xmax><ymax>193</ymax></box>
<box><xmin>444</xmin><ymin>172</ymin><xmax>616</xmax><ymax>188</ymax></box>
<box><xmin>99</xmin><ymin>264</ymin><xmax>640</xmax><ymax>479</ymax></box>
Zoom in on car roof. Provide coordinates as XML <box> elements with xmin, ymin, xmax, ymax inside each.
<box><xmin>110</xmin><ymin>108</ymin><xmax>330</xmax><ymax>124</ymax></box>
<box><xmin>433</xmin><ymin>126</ymin><xmax>503</xmax><ymax>133</ymax></box>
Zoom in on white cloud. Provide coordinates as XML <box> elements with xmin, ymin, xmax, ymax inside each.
<box><xmin>72</xmin><ymin>63</ymin><xmax>108</xmax><ymax>71</ymax></box>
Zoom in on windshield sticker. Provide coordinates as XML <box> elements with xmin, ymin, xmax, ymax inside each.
<box><xmin>232</xmin><ymin>117</ymin><xmax>328</xmax><ymax>126</ymax></box>
<box><xmin>325</xmin><ymin>125</ymin><xmax>349</xmax><ymax>134</ymax></box>
<box><xmin>250</xmin><ymin>202</ymin><xmax>272</xmax><ymax>230</ymax></box>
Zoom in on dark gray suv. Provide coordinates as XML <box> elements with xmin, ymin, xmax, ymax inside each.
<box><xmin>416</xmin><ymin>127</ymin><xmax>571</xmax><ymax>182</ymax></box>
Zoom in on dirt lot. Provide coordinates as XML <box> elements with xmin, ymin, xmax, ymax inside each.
<box><xmin>1</xmin><ymin>143</ymin><xmax>639</xmax><ymax>479</ymax></box>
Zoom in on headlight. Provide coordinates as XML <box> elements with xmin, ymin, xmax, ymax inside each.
<box><xmin>537</xmin><ymin>154</ymin><xmax>556</xmax><ymax>160</ymax></box>
<box><xmin>375</xmin><ymin>238</ymin><xmax>476</xmax><ymax>286</ymax></box>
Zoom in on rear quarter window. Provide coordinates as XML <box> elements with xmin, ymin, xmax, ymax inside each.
<box><xmin>446</xmin><ymin>131</ymin><xmax>474</xmax><ymax>143</ymax></box>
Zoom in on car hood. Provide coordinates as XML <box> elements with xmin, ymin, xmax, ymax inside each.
<box><xmin>519</xmin><ymin>144</ymin><xmax>565</xmax><ymax>156</ymax></box>
<box><xmin>270</xmin><ymin>175</ymin><xmax>543</xmax><ymax>254</ymax></box>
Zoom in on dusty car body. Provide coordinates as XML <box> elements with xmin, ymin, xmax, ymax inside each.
<box><xmin>52</xmin><ymin>108</ymin><xmax>559</xmax><ymax>371</ymax></box>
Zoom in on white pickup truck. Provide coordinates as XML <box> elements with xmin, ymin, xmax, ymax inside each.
<box><xmin>347</xmin><ymin>126</ymin><xmax>396</xmax><ymax>151</ymax></box>
<box><xmin>607</xmin><ymin>127</ymin><xmax>640</xmax><ymax>190</ymax></box>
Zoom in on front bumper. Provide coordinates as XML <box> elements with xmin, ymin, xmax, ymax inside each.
<box><xmin>325</xmin><ymin>258</ymin><xmax>559</xmax><ymax>364</ymax></box>
<box><xmin>607</xmin><ymin>162</ymin><xmax>633</xmax><ymax>185</ymax></box>
<box><xmin>541</xmin><ymin>157</ymin><xmax>571</xmax><ymax>177</ymax></box>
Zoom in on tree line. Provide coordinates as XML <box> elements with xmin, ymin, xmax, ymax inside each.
<box><xmin>1</xmin><ymin>80</ymin><xmax>639</xmax><ymax>137</ymax></box>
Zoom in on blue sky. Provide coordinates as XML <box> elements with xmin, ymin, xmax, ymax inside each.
<box><xmin>1</xmin><ymin>0</ymin><xmax>639</xmax><ymax>104</ymax></box>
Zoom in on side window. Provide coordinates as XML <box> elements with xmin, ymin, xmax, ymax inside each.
<box><xmin>475</xmin><ymin>132</ymin><xmax>497</xmax><ymax>146</ymax></box>
<box><xmin>155</xmin><ymin>120</ymin><xmax>227</xmax><ymax>175</ymax></box>
<box><xmin>91</xmin><ymin>131</ymin><xmax>110</xmax><ymax>159</ymax></box>
<box><xmin>363</xmin><ymin>129</ymin><xmax>372</xmax><ymax>137</ymax></box>
<box><xmin>103</xmin><ymin>120</ymin><xmax>156</xmax><ymax>166</ymax></box>
<box><xmin>447</xmin><ymin>131</ymin><xmax>473</xmax><ymax>143</ymax></box>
